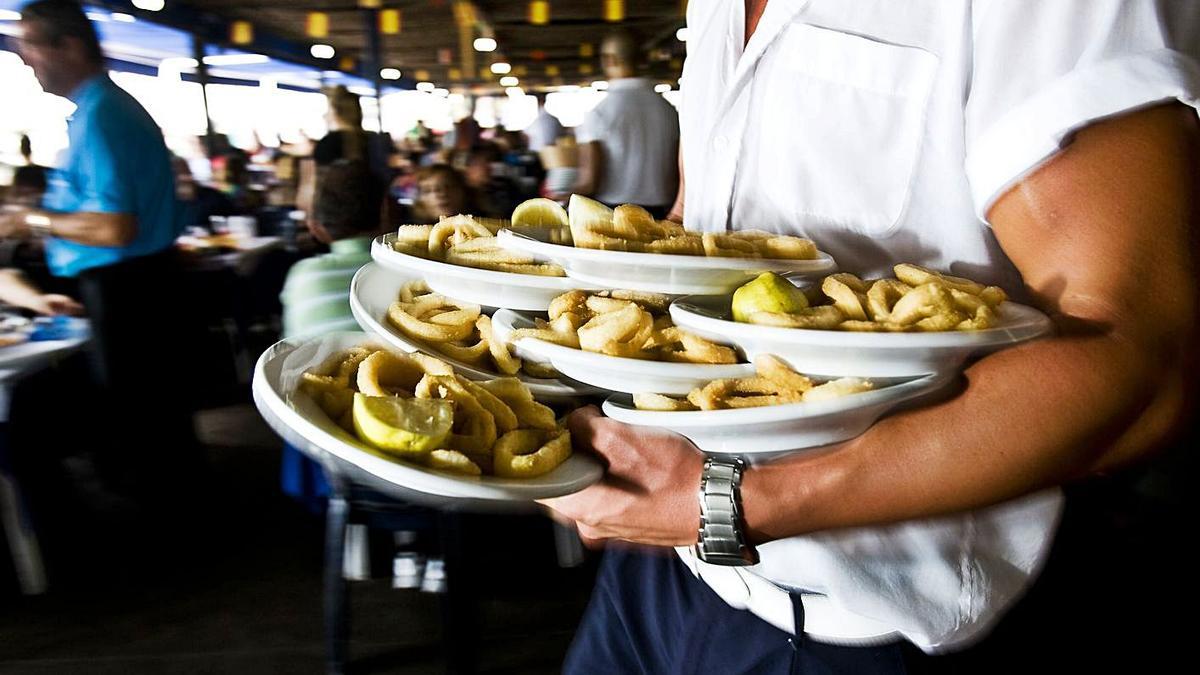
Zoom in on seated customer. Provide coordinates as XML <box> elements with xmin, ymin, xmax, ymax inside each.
<box><xmin>280</xmin><ymin>159</ymin><xmax>384</xmax><ymax>338</ymax></box>
<box><xmin>279</xmin><ymin>159</ymin><xmax>383</xmax><ymax>511</ymax></box>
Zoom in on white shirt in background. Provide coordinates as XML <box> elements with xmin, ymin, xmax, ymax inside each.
<box><xmin>576</xmin><ymin>77</ymin><xmax>680</xmax><ymax>207</ymax></box>
<box><xmin>679</xmin><ymin>0</ymin><xmax>1200</xmax><ymax>653</ymax></box>
<box><xmin>525</xmin><ymin>107</ymin><xmax>565</xmax><ymax>152</ymax></box>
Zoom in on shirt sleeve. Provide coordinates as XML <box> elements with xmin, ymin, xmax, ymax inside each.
<box><xmin>574</xmin><ymin>108</ymin><xmax>603</xmax><ymax>144</ymax></box>
<box><xmin>964</xmin><ymin>0</ymin><xmax>1200</xmax><ymax>219</ymax></box>
<box><xmin>73</xmin><ymin>116</ymin><xmax>137</xmax><ymax>214</ymax></box>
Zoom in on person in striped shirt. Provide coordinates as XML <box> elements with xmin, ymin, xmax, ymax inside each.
<box><xmin>280</xmin><ymin>158</ymin><xmax>385</xmax><ymax>509</ymax></box>
<box><xmin>280</xmin><ymin>159</ymin><xmax>385</xmax><ymax>338</ymax></box>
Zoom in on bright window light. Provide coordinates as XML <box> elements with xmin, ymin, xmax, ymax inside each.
<box><xmin>591</xmin><ymin>80</ymin><xmax>608</xmax><ymax>90</ymax></box>
<box><xmin>204</xmin><ymin>54</ymin><xmax>269</xmax><ymax>67</ymax></box>
<box><xmin>654</xmin><ymin>83</ymin><xmax>672</xmax><ymax>93</ymax></box>
<box><xmin>499</xmin><ymin>75</ymin><xmax>519</xmax><ymax>87</ymax></box>
<box><xmin>380</xmin><ymin>68</ymin><xmax>401</xmax><ymax>80</ymax></box>
<box><xmin>322</xmin><ymin>70</ymin><xmax>342</xmax><ymax>78</ymax></box>
<box><xmin>84</xmin><ymin>11</ymin><xmax>109</xmax><ymax>22</ymax></box>
<box><xmin>310</xmin><ymin>44</ymin><xmax>335</xmax><ymax>59</ymax></box>
<box><xmin>433</xmin><ymin>88</ymin><xmax>450</xmax><ymax>97</ymax></box>
<box><xmin>473</xmin><ymin>37</ymin><xmax>497</xmax><ymax>52</ymax></box>
<box><xmin>111</xmin><ymin>12</ymin><xmax>136</xmax><ymax>23</ymax></box>
<box><xmin>505</xmin><ymin>86</ymin><xmax>524</xmax><ymax>97</ymax></box>
<box><xmin>676</xmin><ymin>27</ymin><xmax>689</xmax><ymax>42</ymax></box>
<box><xmin>132</xmin><ymin>0</ymin><xmax>165</xmax><ymax>11</ymax></box>
<box><xmin>416</xmin><ymin>81</ymin><xmax>436</xmax><ymax>92</ymax></box>
<box><xmin>490</xmin><ymin>62</ymin><xmax>512</xmax><ymax>75</ymax></box>
<box><xmin>0</xmin><ymin>9</ymin><xmax>22</xmax><ymax>20</ymax></box>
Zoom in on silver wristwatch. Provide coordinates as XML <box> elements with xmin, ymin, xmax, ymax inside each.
<box><xmin>695</xmin><ymin>456</ymin><xmax>759</xmax><ymax>566</ymax></box>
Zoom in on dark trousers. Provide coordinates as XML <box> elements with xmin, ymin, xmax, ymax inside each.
<box><xmin>73</xmin><ymin>249</ymin><xmax>202</xmax><ymax>493</ymax></box>
<box><xmin>564</xmin><ymin>546</ymin><xmax>926</xmax><ymax>675</ymax></box>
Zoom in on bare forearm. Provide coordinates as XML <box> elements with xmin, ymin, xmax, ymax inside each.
<box><xmin>38</xmin><ymin>209</ymin><xmax>136</xmax><ymax>247</ymax></box>
<box><xmin>0</xmin><ymin>269</ymin><xmax>44</xmax><ymax>309</ymax></box>
<box><xmin>741</xmin><ymin>330</ymin><xmax>1188</xmax><ymax>544</ymax></box>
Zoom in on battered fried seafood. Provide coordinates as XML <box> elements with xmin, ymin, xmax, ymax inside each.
<box><xmin>299</xmin><ymin>347</ymin><xmax>572</xmax><ymax>478</ymax></box>
<box><xmin>737</xmin><ymin>266</ymin><xmax>1008</xmax><ymax>332</ymax></box>
<box><xmin>633</xmin><ymin>355</ymin><xmax>874</xmax><ymax>411</ymax></box>
<box><xmin>509</xmin><ymin>289</ymin><xmax>740</xmax><ymax>364</ymax></box>
<box><xmin>387</xmin><ymin>280</ymin><xmax>561</xmax><ymax>379</ymax></box>
<box><xmin>566</xmin><ymin>195</ymin><xmax>818</xmax><ymax>260</ymax></box>
<box><xmin>392</xmin><ymin>214</ymin><xmax>566</xmax><ymax>276</ymax></box>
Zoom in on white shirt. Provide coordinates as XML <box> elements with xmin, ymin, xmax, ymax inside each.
<box><xmin>679</xmin><ymin>0</ymin><xmax>1200</xmax><ymax>653</ymax></box>
<box><xmin>524</xmin><ymin>107</ymin><xmax>564</xmax><ymax>152</ymax></box>
<box><xmin>576</xmin><ymin>77</ymin><xmax>680</xmax><ymax>207</ymax></box>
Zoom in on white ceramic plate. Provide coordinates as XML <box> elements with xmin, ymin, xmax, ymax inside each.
<box><xmin>496</xmin><ymin>229</ymin><xmax>838</xmax><ymax>296</ymax></box>
<box><xmin>371</xmin><ymin>234</ymin><xmax>593</xmax><ymax>311</ymax></box>
<box><xmin>349</xmin><ymin>263</ymin><xmax>601</xmax><ymax>400</ymax></box>
<box><xmin>670</xmin><ymin>294</ymin><xmax>1053</xmax><ymax>378</ymax></box>
<box><xmin>602</xmin><ymin>372</ymin><xmax>955</xmax><ymax>456</ymax></box>
<box><xmin>491</xmin><ymin>308</ymin><xmax>756</xmax><ymax>395</ymax></box>
<box><xmin>252</xmin><ymin>332</ymin><xmax>604</xmax><ymax>509</ymax></box>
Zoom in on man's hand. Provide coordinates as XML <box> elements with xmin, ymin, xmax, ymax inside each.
<box><xmin>29</xmin><ymin>293</ymin><xmax>84</xmax><ymax>316</ymax></box>
<box><xmin>0</xmin><ymin>207</ymin><xmax>31</xmax><ymax>240</ymax></box>
<box><xmin>539</xmin><ymin>406</ymin><xmax>705</xmax><ymax>547</ymax></box>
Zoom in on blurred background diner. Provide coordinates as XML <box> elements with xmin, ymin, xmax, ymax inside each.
<box><xmin>0</xmin><ymin>1</ymin><xmax>1190</xmax><ymax>674</ymax></box>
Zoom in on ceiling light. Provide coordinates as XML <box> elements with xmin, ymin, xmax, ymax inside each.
<box><xmin>310</xmin><ymin>44</ymin><xmax>335</xmax><ymax>59</ymax></box>
<box><xmin>676</xmin><ymin>27</ymin><xmax>689</xmax><ymax>42</ymax></box>
<box><xmin>416</xmin><ymin>81</ymin><xmax>435</xmax><ymax>92</ymax></box>
<box><xmin>111</xmin><ymin>12</ymin><xmax>136</xmax><ymax>23</ymax></box>
<box><xmin>380</xmin><ymin>68</ymin><xmax>401</xmax><ymax>80</ymax></box>
<box><xmin>84</xmin><ymin>11</ymin><xmax>109</xmax><ymax>22</ymax></box>
<box><xmin>559</xmin><ymin>84</ymin><xmax>580</xmax><ymax>92</ymax></box>
<box><xmin>490</xmin><ymin>61</ymin><xmax>511</xmax><ymax>74</ymax></box>
<box><xmin>499</xmin><ymin>75</ymin><xmax>519</xmax><ymax>87</ymax></box>
<box><xmin>132</xmin><ymin>0</ymin><xmax>165</xmax><ymax>11</ymax></box>
<box><xmin>654</xmin><ymin>83</ymin><xmax>672</xmax><ymax>93</ymax></box>
<box><xmin>473</xmin><ymin>37</ymin><xmax>497</xmax><ymax>52</ymax></box>
<box><xmin>591</xmin><ymin>80</ymin><xmax>608</xmax><ymax>90</ymax></box>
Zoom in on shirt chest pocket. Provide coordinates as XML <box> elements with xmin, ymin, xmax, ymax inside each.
<box><xmin>748</xmin><ymin>24</ymin><xmax>938</xmax><ymax>236</ymax></box>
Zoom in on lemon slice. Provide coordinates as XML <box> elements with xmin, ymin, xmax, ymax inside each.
<box><xmin>352</xmin><ymin>394</ymin><xmax>454</xmax><ymax>458</ymax></box>
<box><xmin>511</xmin><ymin>198</ymin><xmax>569</xmax><ymax>228</ymax></box>
<box><xmin>732</xmin><ymin>272</ymin><xmax>810</xmax><ymax>323</ymax></box>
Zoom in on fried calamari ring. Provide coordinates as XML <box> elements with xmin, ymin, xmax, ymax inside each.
<box><xmin>509</xmin><ymin>314</ymin><xmax>582</xmax><ymax>349</ymax></box>
<box><xmin>653</xmin><ymin>327</ymin><xmax>739</xmax><ymax>364</ymax></box>
<box><xmin>428</xmin><ymin>215</ymin><xmax>493</xmax><ymax>256</ymax></box>
<box><xmin>865</xmin><ymin>279</ymin><xmax>913</xmax><ymax>321</ymax></box>
<box><xmin>643</xmin><ymin>234</ymin><xmax>705</xmax><ymax>256</ymax></box>
<box><xmin>548</xmin><ymin>290</ymin><xmax>593</xmax><ymax>322</ymax></box>
<box><xmin>493</xmin><ymin>429</ymin><xmax>572</xmax><ymax>478</ymax></box>
<box><xmin>757</xmin><ymin>235</ymin><xmax>818</xmax><ymax>260</ymax></box>
<box><xmin>455</xmin><ymin>375</ymin><xmax>518</xmax><ymax>434</ymax></box>
<box><xmin>802</xmin><ymin>377</ymin><xmax>874</xmax><ymax>402</ymax></box>
<box><xmin>414</xmin><ymin>374</ymin><xmax>497</xmax><ymax>456</ymax></box>
<box><xmin>632</xmin><ymin>392</ymin><xmax>698</xmax><ymax>411</ymax></box>
<box><xmin>519</xmin><ymin>361</ymin><xmax>561</xmax><ymax>379</ymax></box>
<box><xmin>894</xmin><ymin>264</ymin><xmax>1007</xmax><ymax>307</ymax></box>
<box><xmin>577</xmin><ymin>303</ymin><xmax>654</xmax><ymax>358</ymax></box>
<box><xmin>355</xmin><ymin>350</ymin><xmax>431</xmax><ymax>397</ymax></box>
<box><xmin>888</xmin><ymin>282</ymin><xmax>959</xmax><ymax>327</ymax></box>
<box><xmin>822</xmin><ymin>274</ymin><xmax>870</xmax><ymax>321</ymax></box>
<box><xmin>702</xmin><ymin>232</ymin><xmax>762</xmax><ymax>258</ymax></box>
<box><xmin>476</xmin><ymin>315</ymin><xmax>522</xmax><ymax>375</ymax></box>
<box><xmin>688</xmin><ymin>376</ymin><xmax>805</xmax><ymax>410</ymax></box>
<box><xmin>428</xmin><ymin>449</ymin><xmax>482</xmax><ymax>476</ymax></box>
<box><xmin>387</xmin><ymin>296</ymin><xmax>481</xmax><ymax>343</ymax></box>
<box><xmin>478</xmin><ymin>377</ymin><xmax>558</xmax><ymax>431</ymax></box>
<box><xmin>754</xmin><ymin>354</ymin><xmax>813</xmax><ymax>393</ymax></box>
<box><xmin>838</xmin><ymin>319</ymin><xmax>912</xmax><ymax>332</ymax></box>
<box><xmin>608</xmin><ymin>289</ymin><xmax>672</xmax><ymax>314</ymax></box>
<box><xmin>300</xmin><ymin>372</ymin><xmax>356</xmax><ymax>419</ymax></box>
<box><xmin>745</xmin><ymin>306</ymin><xmax>845</xmax><ymax>330</ymax></box>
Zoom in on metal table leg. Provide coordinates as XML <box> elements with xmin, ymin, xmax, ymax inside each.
<box><xmin>325</xmin><ymin>473</ymin><xmax>351</xmax><ymax>675</ymax></box>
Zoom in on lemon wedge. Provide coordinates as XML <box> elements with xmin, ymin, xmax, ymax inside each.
<box><xmin>731</xmin><ymin>272</ymin><xmax>810</xmax><ymax>323</ymax></box>
<box><xmin>352</xmin><ymin>394</ymin><xmax>454</xmax><ymax>458</ymax></box>
<box><xmin>512</xmin><ymin>198</ymin><xmax>569</xmax><ymax>228</ymax></box>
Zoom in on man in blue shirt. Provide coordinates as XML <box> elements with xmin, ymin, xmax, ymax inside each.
<box><xmin>0</xmin><ymin>0</ymin><xmax>198</xmax><ymax>499</ymax></box>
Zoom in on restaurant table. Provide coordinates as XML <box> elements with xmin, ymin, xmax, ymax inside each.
<box><xmin>0</xmin><ymin>333</ymin><xmax>89</xmax><ymax>595</ymax></box>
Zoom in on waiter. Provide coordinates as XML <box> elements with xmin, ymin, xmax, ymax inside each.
<box><xmin>544</xmin><ymin>0</ymin><xmax>1199</xmax><ymax>672</ymax></box>
<box><xmin>0</xmin><ymin>0</ymin><xmax>196</xmax><ymax>497</ymax></box>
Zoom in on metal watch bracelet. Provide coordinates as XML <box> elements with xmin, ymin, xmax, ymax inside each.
<box><xmin>695</xmin><ymin>456</ymin><xmax>759</xmax><ymax>566</ymax></box>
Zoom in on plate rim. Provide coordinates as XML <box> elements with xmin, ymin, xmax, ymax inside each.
<box><xmin>497</xmin><ymin>229</ymin><xmax>837</xmax><ymax>272</ymax></box>
<box><xmin>252</xmin><ymin>334</ymin><xmax>605</xmax><ymax>501</ymax></box>
<box><xmin>372</xmin><ymin>234</ymin><xmax>580</xmax><ymax>290</ymax></box>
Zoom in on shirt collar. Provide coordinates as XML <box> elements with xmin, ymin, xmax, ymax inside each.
<box><xmin>329</xmin><ymin>236</ymin><xmax>374</xmax><ymax>254</ymax></box>
<box><xmin>606</xmin><ymin>77</ymin><xmax>651</xmax><ymax>91</ymax></box>
<box><xmin>67</xmin><ymin>73</ymin><xmax>108</xmax><ymax>106</ymax></box>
